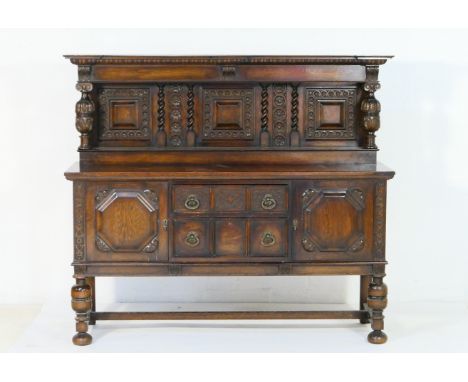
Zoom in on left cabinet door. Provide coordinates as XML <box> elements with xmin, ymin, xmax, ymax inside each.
<box><xmin>76</xmin><ymin>181</ymin><xmax>168</xmax><ymax>262</ymax></box>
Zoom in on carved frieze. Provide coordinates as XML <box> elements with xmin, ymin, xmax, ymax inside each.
<box><xmin>98</xmin><ymin>88</ymin><xmax>150</xmax><ymax>140</ymax></box>
<box><xmin>305</xmin><ymin>88</ymin><xmax>356</xmax><ymax>139</ymax></box>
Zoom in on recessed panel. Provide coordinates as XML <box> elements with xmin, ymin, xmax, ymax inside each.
<box><xmin>215</xmin><ymin>219</ymin><xmax>246</xmax><ymax>256</ymax></box>
<box><xmin>110</xmin><ymin>101</ymin><xmax>139</xmax><ymax>129</ymax></box>
<box><xmin>202</xmin><ymin>88</ymin><xmax>255</xmax><ymax>144</ymax></box>
<box><xmin>98</xmin><ymin>87</ymin><xmax>150</xmax><ymax>141</ymax></box>
<box><xmin>305</xmin><ymin>88</ymin><xmax>356</xmax><ymax>139</ymax></box>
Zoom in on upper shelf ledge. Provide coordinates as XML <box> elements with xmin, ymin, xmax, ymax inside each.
<box><xmin>64</xmin><ymin>55</ymin><xmax>393</xmax><ymax>66</ymax></box>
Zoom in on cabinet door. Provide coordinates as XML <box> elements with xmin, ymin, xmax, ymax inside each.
<box><xmin>293</xmin><ymin>180</ymin><xmax>377</xmax><ymax>261</ymax></box>
<box><xmin>84</xmin><ymin>182</ymin><xmax>168</xmax><ymax>262</ymax></box>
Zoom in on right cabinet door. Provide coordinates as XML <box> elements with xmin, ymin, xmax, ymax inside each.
<box><xmin>293</xmin><ymin>180</ymin><xmax>383</xmax><ymax>262</ymax></box>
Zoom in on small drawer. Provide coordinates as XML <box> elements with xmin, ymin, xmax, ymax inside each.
<box><xmin>173</xmin><ymin>220</ymin><xmax>210</xmax><ymax>257</ymax></box>
<box><xmin>173</xmin><ymin>185</ymin><xmax>210</xmax><ymax>213</ymax></box>
<box><xmin>251</xmin><ymin>186</ymin><xmax>288</xmax><ymax>213</ymax></box>
<box><xmin>250</xmin><ymin>219</ymin><xmax>288</xmax><ymax>257</ymax></box>
<box><xmin>214</xmin><ymin>186</ymin><xmax>247</xmax><ymax>212</ymax></box>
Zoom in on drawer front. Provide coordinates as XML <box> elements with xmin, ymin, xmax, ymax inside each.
<box><xmin>293</xmin><ymin>180</ymin><xmax>376</xmax><ymax>261</ymax></box>
<box><xmin>81</xmin><ymin>181</ymin><xmax>168</xmax><ymax>263</ymax></box>
<box><xmin>214</xmin><ymin>186</ymin><xmax>246</xmax><ymax>212</ymax></box>
<box><xmin>170</xmin><ymin>218</ymin><xmax>288</xmax><ymax>261</ymax></box>
<box><xmin>171</xmin><ymin>183</ymin><xmax>288</xmax><ymax>215</ymax></box>
<box><xmin>250</xmin><ymin>219</ymin><xmax>288</xmax><ymax>257</ymax></box>
<box><xmin>173</xmin><ymin>220</ymin><xmax>210</xmax><ymax>257</ymax></box>
<box><xmin>251</xmin><ymin>186</ymin><xmax>288</xmax><ymax>213</ymax></box>
<box><xmin>173</xmin><ymin>185</ymin><xmax>210</xmax><ymax>213</ymax></box>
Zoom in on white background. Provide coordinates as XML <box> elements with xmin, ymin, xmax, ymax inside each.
<box><xmin>1</xmin><ymin>29</ymin><xmax>467</xmax><ymax>311</ymax></box>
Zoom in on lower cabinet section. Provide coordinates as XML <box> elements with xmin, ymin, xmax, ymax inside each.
<box><xmin>76</xmin><ymin>179</ymin><xmax>385</xmax><ymax>264</ymax></box>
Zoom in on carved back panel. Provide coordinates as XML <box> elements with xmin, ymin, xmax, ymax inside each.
<box><xmin>68</xmin><ymin>55</ymin><xmax>390</xmax><ymax>155</ymax></box>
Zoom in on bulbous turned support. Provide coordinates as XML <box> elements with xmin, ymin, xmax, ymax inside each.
<box><xmin>71</xmin><ymin>278</ymin><xmax>92</xmax><ymax>346</ymax></box>
<box><xmin>75</xmin><ymin>82</ymin><xmax>95</xmax><ymax>150</ymax></box>
<box><xmin>367</xmin><ymin>273</ymin><xmax>388</xmax><ymax>344</ymax></box>
<box><xmin>361</xmin><ymin>65</ymin><xmax>381</xmax><ymax>149</ymax></box>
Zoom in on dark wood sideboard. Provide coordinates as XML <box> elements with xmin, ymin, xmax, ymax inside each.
<box><xmin>64</xmin><ymin>55</ymin><xmax>394</xmax><ymax>346</ymax></box>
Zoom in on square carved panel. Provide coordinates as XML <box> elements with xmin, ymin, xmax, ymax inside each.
<box><xmin>202</xmin><ymin>88</ymin><xmax>254</xmax><ymax>142</ymax></box>
<box><xmin>98</xmin><ymin>88</ymin><xmax>150</xmax><ymax>140</ymax></box>
<box><xmin>305</xmin><ymin>88</ymin><xmax>356</xmax><ymax>139</ymax></box>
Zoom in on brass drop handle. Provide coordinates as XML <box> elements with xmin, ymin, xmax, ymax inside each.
<box><xmin>162</xmin><ymin>219</ymin><xmax>168</xmax><ymax>231</ymax></box>
<box><xmin>185</xmin><ymin>231</ymin><xmax>200</xmax><ymax>247</ymax></box>
<box><xmin>261</xmin><ymin>232</ymin><xmax>276</xmax><ymax>247</ymax></box>
<box><xmin>261</xmin><ymin>194</ymin><xmax>277</xmax><ymax>210</ymax></box>
<box><xmin>184</xmin><ymin>194</ymin><xmax>200</xmax><ymax>210</ymax></box>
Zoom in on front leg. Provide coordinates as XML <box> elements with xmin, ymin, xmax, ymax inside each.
<box><xmin>367</xmin><ymin>272</ymin><xmax>388</xmax><ymax>344</ymax></box>
<box><xmin>86</xmin><ymin>277</ymin><xmax>96</xmax><ymax>325</ymax></box>
<box><xmin>71</xmin><ymin>278</ymin><xmax>92</xmax><ymax>346</ymax></box>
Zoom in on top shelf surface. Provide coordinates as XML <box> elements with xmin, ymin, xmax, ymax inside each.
<box><xmin>64</xmin><ymin>55</ymin><xmax>393</xmax><ymax>66</ymax></box>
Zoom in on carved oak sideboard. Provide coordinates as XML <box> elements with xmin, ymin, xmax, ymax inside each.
<box><xmin>64</xmin><ymin>55</ymin><xmax>394</xmax><ymax>346</ymax></box>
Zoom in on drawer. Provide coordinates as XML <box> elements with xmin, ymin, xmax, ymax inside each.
<box><xmin>170</xmin><ymin>218</ymin><xmax>288</xmax><ymax>260</ymax></box>
<box><xmin>171</xmin><ymin>184</ymin><xmax>288</xmax><ymax>215</ymax></box>
<box><xmin>173</xmin><ymin>219</ymin><xmax>210</xmax><ymax>257</ymax></box>
<box><xmin>251</xmin><ymin>186</ymin><xmax>288</xmax><ymax>213</ymax></box>
<box><xmin>250</xmin><ymin>219</ymin><xmax>288</xmax><ymax>257</ymax></box>
<box><xmin>173</xmin><ymin>185</ymin><xmax>210</xmax><ymax>213</ymax></box>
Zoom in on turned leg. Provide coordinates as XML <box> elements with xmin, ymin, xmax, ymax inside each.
<box><xmin>359</xmin><ymin>275</ymin><xmax>371</xmax><ymax>324</ymax></box>
<box><xmin>71</xmin><ymin>278</ymin><xmax>92</xmax><ymax>346</ymax></box>
<box><xmin>86</xmin><ymin>277</ymin><xmax>96</xmax><ymax>325</ymax></box>
<box><xmin>367</xmin><ymin>273</ymin><xmax>388</xmax><ymax>344</ymax></box>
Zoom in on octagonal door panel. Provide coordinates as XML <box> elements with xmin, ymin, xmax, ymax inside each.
<box><xmin>85</xmin><ymin>182</ymin><xmax>168</xmax><ymax>262</ymax></box>
<box><xmin>293</xmin><ymin>180</ymin><xmax>375</xmax><ymax>261</ymax></box>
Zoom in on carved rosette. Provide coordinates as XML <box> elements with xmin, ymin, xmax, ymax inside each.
<box><xmin>362</xmin><ymin>66</ymin><xmax>381</xmax><ymax>149</ymax></box>
<box><xmin>272</xmin><ymin>84</ymin><xmax>288</xmax><ymax>146</ymax></box>
<box><xmin>167</xmin><ymin>85</ymin><xmax>184</xmax><ymax>147</ymax></box>
<box><xmin>75</xmin><ymin>82</ymin><xmax>95</xmax><ymax>149</ymax></box>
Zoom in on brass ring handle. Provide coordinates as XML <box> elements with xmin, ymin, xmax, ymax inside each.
<box><xmin>185</xmin><ymin>231</ymin><xmax>200</xmax><ymax>247</ymax></box>
<box><xmin>261</xmin><ymin>232</ymin><xmax>276</xmax><ymax>247</ymax></box>
<box><xmin>261</xmin><ymin>194</ymin><xmax>277</xmax><ymax>210</ymax></box>
<box><xmin>184</xmin><ymin>194</ymin><xmax>200</xmax><ymax>210</ymax></box>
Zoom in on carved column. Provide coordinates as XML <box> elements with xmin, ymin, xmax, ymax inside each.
<box><xmin>290</xmin><ymin>84</ymin><xmax>300</xmax><ymax>146</ymax></box>
<box><xmin>361</xmin><ymin>66</ymin><xmax>381</xmax><ymax>149</ymax></box>
<box><xmin>186</xmin><ymin>84</ymin><xmax>196</xmax><ymax>147</ymax></box>
<box><xmin>367</xmin><ymin>270</ymin><xmax>388</xmax><ymax>344</ymax></box>
<box><xmin>260</xmin><ymin>84</ymin><xmax>270</xmax><ymax>146</ymax></box>
<box><xmin>71</xmin><ymin>278</ymin><xmax>92</xmax><ymax>346</ymax></box>
<box><xmin>75</xmin><ymin>82</ymin><xmax>95</xmax><ymax>150</ymax></box>
<box><xmin>156</xmin><ymin>84</ymin><xmax>167</xmax><ymax>147</ymax></box>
